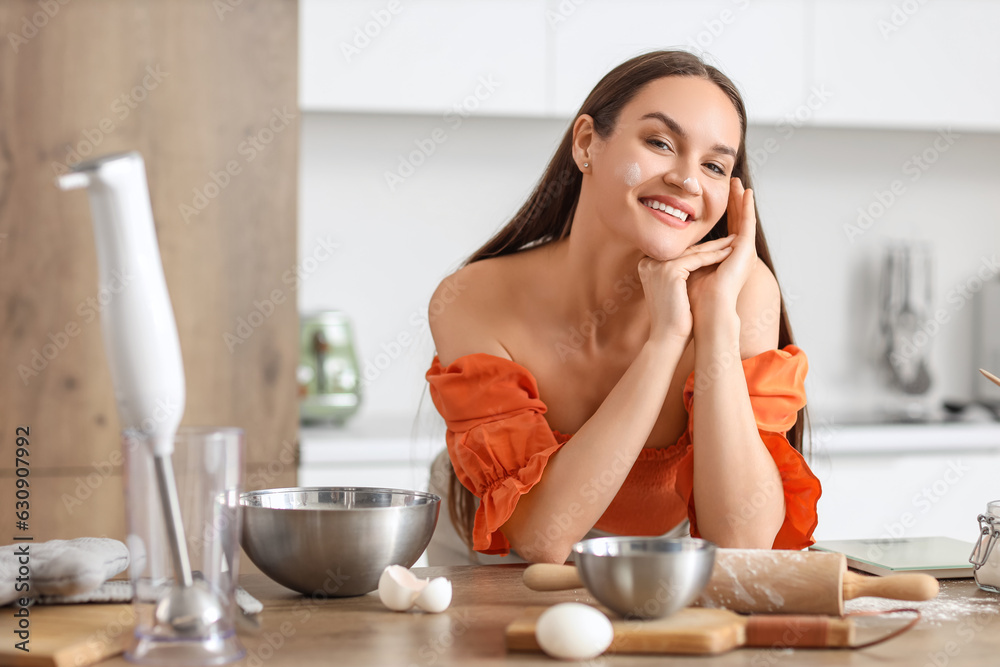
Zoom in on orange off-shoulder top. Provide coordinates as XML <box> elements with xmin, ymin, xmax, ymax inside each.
<box><xmin>425</xmin><ymin>345</ymin><xmax>820</xmax><ymax>556</ymax></box>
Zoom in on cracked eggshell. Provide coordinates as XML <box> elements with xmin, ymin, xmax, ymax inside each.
<box><xmin>414</xmin><ymin>577</ymin><xmax>452</xmax><ymax>613</ymax></box>
<box><xmin>378</xmin><ymin>565</ymin><xmax>428</xmax><ymax>611</ymax></box>
<box><xmin>535</xmin><ymin>603</ymin><xmax>613</xmax><ymax>661</ymax></box>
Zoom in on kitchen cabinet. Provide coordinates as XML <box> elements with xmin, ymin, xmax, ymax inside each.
<box><xmin>301</xmin><ymin>0</ymin><xmax>1000</xmax><ymax>131</ymax></box>
<box><xmin>548</xmin><ymin>1</ymin><xmax>808</xmax><ymax>124</ymax></box>
<box><xmin>300</xmin><ymin>0</ymin><xmax>547</xmax><ymax>115</ymax></box>
<box><xmin>811</xmin><ymin>422</ymin><xmax>1000</xmax><ymax>543</ymax></box>
<box><xmin>811</xmin><ymin>0</ymin><xmax>1000</xmax><ymax>132</ymax></box>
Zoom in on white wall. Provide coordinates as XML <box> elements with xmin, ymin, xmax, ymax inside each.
<box><xmin>299</xmin><ymin>111</ymin><xmax>1000</xmax><ymax>422</ymax></box>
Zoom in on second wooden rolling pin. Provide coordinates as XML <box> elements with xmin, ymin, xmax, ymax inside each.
<box><xmin>523</xmin><ymin>549</ymin><xmax>939</xmax><ymax>615</ymax></box>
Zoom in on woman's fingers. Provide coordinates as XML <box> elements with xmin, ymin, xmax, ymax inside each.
<box><xmin>685</xmin><ymin>234</ymin><xmax>736</xmax><ymax>255</ymax></box>
<box><xmin>727</xmin><ymin>177</ymin><xmax>743</xmax><ymax>236</ymax></box>
<box><xmin>741</xmin><ymin>188</ymin><xmax>756</xmax><ymax>241</ymax></box>
<box><xmin>640</xmin><ymin>243</ymin><xmax>733</xmax><ymax>278</ymax></box>
<box><xmin>640</xmin><ymin>235</ymin><xmax>736</xmax><ymax>279</ymax></box>
<box><xmin>671</xmin><ymin>246</ymin><xmax>733</xmax><ymax>272</ymax></box>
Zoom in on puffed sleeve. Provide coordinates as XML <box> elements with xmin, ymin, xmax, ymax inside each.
<box><xmin>426</xmin><ymin>354</ymin><xmax>570</xmax><ymax>555</ymax></box>
<box><xmin>673</xmin><ymin>345</ymin><xmax>821</xmax><ymax>550</ymax></box>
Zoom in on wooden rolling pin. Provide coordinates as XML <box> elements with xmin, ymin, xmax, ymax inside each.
<box><xmin>523</xmin><ymin>549</ymin><xmax>939</xmax><ymax>615</ymax></box>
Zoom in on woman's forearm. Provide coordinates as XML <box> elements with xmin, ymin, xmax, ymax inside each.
<box><xmin>691</xmin><ymin>311</ymin><xmax>785</xmax><ymax>547</ymax></box>
<box><xmin>504</xmin><ymin>337</ymin><xmax>687</xmax><ymax>563</ymax></box>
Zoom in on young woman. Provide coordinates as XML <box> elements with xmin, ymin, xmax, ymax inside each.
<box><xmin>424</xmin><ymin>50</ymin><xmax>820</xmax><ymax>565</ymax></box>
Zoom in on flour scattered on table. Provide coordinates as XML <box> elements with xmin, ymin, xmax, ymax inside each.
<box><xmin>845</xmin><ymin>581</ymin><xmax>1000</xmax><ymax>625</ymax></box>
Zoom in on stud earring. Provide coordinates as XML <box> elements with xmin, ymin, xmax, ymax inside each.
<box><xmin>583</xmin><ymin>162</ymin><xmax>589</xmax><ymax>168</ymax></box>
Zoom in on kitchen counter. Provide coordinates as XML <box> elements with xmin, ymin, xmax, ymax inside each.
<box><xmin>94</xmin><ymin>565</ymin><xmax>999</xmax><ymax>666</ymax></box>
<box><xmin>297</xmin><ymin>415</ymin><xmax>1000</xmax><ymax>545</ymax></box>
<box><xmin>813</xmin><ymin>419</ymin><xmax>1000</xmax><ymax>454</ymax></box>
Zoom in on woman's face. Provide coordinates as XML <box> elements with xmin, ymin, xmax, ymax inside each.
<box><xmin>579</xmin><ymin>76</ymin><xmax>743</xmax><ymax>261</ymax></box>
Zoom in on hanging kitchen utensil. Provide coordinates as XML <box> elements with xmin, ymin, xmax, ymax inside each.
<box><xmin>879</xmin><ymin>242</ymin><xmax>933</xmax><ymax>396</ymax></box>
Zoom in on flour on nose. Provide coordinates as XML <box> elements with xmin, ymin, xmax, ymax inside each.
<box><xmin>622</xmin><ymin>162</ymin><xmax>641</xmax><ymax>187</ymax></box>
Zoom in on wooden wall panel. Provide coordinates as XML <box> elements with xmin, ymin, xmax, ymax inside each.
<box><xmin>0</xmin><ymin>0</ymin><xmax>299</xmax><ymax>541</ymax></box>
<box><xmin>0</xmin><ymin>472</ymin><xmax>127</xmax><ymax>543</ymax></box>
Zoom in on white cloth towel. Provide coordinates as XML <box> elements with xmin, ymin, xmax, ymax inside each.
<box><xmin>0</xmin><ymin>537</ymin><xmax>129</xmax><ymax>605</ymax></box>
<box><xmin>36</xmin><ymin>579</ymin><xmax>263</xmax><ymax>616</ymax></box>
<box><xmin>1</xmin><ymin>538</ymin><xmax>261</xmax><ymax>616</ymax></box>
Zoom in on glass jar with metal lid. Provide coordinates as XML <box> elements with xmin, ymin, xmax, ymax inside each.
<box><xmin>969</xmin><ymin>500</ymin><xmax>1000</xmax><ymax>593</ymax></box>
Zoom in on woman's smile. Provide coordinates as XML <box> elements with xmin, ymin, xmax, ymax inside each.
<box><xmin>639</xmin><ymin>195</ymin><xmax>696</xmax><ymax>229</ymax></box>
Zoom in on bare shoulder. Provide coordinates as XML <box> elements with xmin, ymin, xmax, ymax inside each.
<box><xmin>736</xmin><ymin>258</ymin><xmax>782</xmax><ymax>357</ymax></box>
<box><xmin>428</xmin><ymin>258</ymin><xmax>514</xmax><ymax>366</ymax></box>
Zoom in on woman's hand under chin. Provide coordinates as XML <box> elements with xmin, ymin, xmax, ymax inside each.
<box><xmin>638</xmin><ymin>234</ymin><xmax>735</xmax><ymax>346</ymax></box>
<box><xmin>687</xmin><ymin>177</ymin><xmax>758</xmax><ymax>321</ymax></box>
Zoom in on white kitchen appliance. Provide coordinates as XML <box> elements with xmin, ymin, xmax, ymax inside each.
<box><xmin>57</xmin><ymin>152</ymin><xmax>229</xmax><ymax>661</ymax></box>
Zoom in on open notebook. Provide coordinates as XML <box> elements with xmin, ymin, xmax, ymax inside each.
<box><xmin>810</xmin><ymin>537</ymin><xmax>976</xmax><ymax>578</ymax></box>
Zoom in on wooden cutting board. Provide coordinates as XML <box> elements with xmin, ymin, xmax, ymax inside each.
<box><xmin>0</xmin><ymin>604</ymin><xmax>133</xmax><ymax>667</ymax></box>
<box><xmin>506</xmin><ymin>606</ymin><xmax>854</xmax><ymax>656</ymax></box>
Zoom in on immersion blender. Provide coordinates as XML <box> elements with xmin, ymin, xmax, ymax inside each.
<box><xmin>57</xmin><ymin>152</ymin><xmax>222</xmax><ymax>634</ymax></box>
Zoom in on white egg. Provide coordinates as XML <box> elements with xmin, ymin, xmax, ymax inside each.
<box><xmin>414</xmin><ymin>577</ymin><xmax>452</xmax><ymax>613</ymax></box>
<box><xmin>535</xmin><ymin>603</ymin><xmax>613</xmax><ymax>661</ymax></box>
<box><xmin>378</xmin><ymin>565</ymin><xmax>427</xmax><ymax>611</ymax></box>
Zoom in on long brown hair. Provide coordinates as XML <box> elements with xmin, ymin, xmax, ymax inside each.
<box><xmin>446</xmin><ymin>50</ymin><xmax>807</xmax><ymax>551</ymax></box>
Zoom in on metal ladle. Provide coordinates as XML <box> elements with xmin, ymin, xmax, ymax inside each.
<box><xmin>879</xmin><ymin>243</ymin><xmax>932</xmax><ymax>395</ymax></box>
<box><xmin>58</xmin><ymin>152</ymin><xmax>224</xmax><ymax>636</ymax></box>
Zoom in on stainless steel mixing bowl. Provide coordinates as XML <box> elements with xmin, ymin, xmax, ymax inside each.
<box><xmin>240</xmin><ymin>487</ymin><xmax>440</xmax><ymax>597</ymax></box>
<box><xmin>572</xmin><ymin>537</ymin><xmax>717</xmax><ymax>619</ymax></box>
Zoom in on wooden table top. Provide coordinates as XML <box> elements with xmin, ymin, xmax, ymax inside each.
<box><xmin>97</xmin><ymin>565</ymin><xmax>999</xmax><ymax>666</ymax></box>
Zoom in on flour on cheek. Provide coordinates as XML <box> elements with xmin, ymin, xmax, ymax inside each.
<box><xmin>620</xmin><ymin>162</ymin><xmax>641</xmax><ymax>187</ymax></box>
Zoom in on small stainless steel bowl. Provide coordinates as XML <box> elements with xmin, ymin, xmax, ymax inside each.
<box><xmin>572</xmin><ymin>537</ymin><xmax>717</xmax><ymax>619</ymax></box>
<box><xmin>240</xmin><ymin>487</ymin><xmax>440</xmax><ymax>597</ymax></box>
